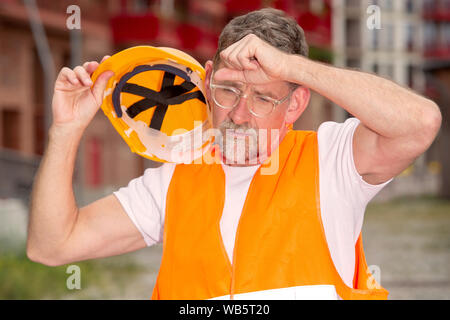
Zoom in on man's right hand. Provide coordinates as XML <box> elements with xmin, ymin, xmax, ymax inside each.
<box><xmin>51</xmin><ymin>56</ymin><xmax>113</xmax><ymax>133</ymax></box>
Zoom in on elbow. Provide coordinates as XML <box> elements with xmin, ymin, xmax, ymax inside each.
<box><xmin>406</xmin><ymin>100</ymin><xmax>442</xmax><ymax>157</ymax></box>
<box><xmin>428</xmin><ymin>100</ymin><xmax>442</xmax><ymax>136</ymax></box>
<box><xmin>26</xmin><ymin>243</ymin><xmax>66</xmax><ymax>267</ymax></box>
<box><xmin>423</xmin><ymin>100</ymin><xmax>442</xmax><ymax>142</ymax></box>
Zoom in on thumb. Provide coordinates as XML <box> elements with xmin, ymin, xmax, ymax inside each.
<box><xmin>91</xmin><ymin>70</ymin><xmax>114</xmax><ymax>106</ymax></box>
<box><xmin>213</xmin><ymin>68</ymin><xmax>246</xmax><ymax>83</ymax></box>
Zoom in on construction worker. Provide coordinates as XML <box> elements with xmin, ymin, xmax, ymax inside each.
<box><xmin>27</xmin><ymin>8</ymin><xmax>441</xmax><ymax>300</ymax></box>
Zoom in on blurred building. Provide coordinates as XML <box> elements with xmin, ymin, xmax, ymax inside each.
<box><xmin>332</xmin><ymin>0</ymin><xmax>450</xmax><ymax>199</ymax></box>
<box><xmin>333</xmin><ymin>0</ymin><xmax>425</xmax><ymax>119</ymax></box>
<box><xmin>0</xmin><ymin>0</ymin><xmax>116</xmax><ymax>202</ymax></box>
<box><xmin>422</xmin><ymin>0</ymin><xmax>450</xmax><ymax>198</ymax></box>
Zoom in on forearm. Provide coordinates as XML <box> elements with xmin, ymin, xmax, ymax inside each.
<box><xmin>27</xmin><ymin>125</ymin><xmax>83</xmax><ymax>261</ymax></box>
<box><xmin>287</xmin><ymin>55</ymin><xmax>441</xmax><ymax>140</ymax></box>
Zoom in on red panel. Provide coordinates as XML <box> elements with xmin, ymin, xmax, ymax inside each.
<box><xmin>296</xmin><ymin>1</ymin><xmax>332</xmax><ymax>47</ymax></box>
<box><xmin>204</xmin><ymin>30</ymin><xmax>219</xmax><ymax>51</ymax></box>
<box><xmin>110</xmin><ymin>14</ymin><xmax>159</xmax><ymax>44</ymax></box>
<box><xmin>225</xmin><ymin>0</ymin><xmax>262</xmax><ymax>13</ymax></box>
<box><xmin>423</xmin><ymin>11</ymin><xmax>450</xmax><ymax>22</ymax></box>
<box><xmin>176</xmin><ymin>23</ymin><xmax>203</xmax><ymax>50</ymax></box>
<box><xmin>425</xmin><ymin>47</ymin><xmax>450</xmax><ymax>59</ymax></box>
<box><xmin>273</xmin><ymin>0</ymin><xmax>295</xmax><ymax>14</ymax></box>
<box><xmin>86</xmin><ymin>138</ymin><xmax>102</xmax><ymax>187</ymax></box>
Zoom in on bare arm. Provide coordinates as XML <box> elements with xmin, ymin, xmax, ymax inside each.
<box><xmin>286</xmin><ymin>56</ymin><xmax>442</xmax><ymax>184</ymax></box>
<box><xmin>27</xmin><ymin>59</ymin><xmax>146</xmax><ymax>266</ymax></box>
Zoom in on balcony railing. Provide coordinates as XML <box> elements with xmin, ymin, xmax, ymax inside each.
<box><xmin>424</xmin><ymin>45</ymin><xmax>450</xmax><ymax>59</ymax></box>
<box><xmin>423</xmin><ymin>7</ymin><xmax>450</xmax><ymax>21</ymax></box>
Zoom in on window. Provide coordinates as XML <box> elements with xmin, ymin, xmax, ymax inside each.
<box><xmin>345</xmin><ymin>0</ymin><xmax>360</xmax><ymax>9</ymax></box>
<box><xmin>405</xmin><ymin>24</ymin><xmax>415</xmax><ymax>51</ymax></box>
<box><xmin>384</xmin><ymin>23</ymin><xmax>395</xmax><ymax>50</ymax></box>
<box><xmin>370</xmin><ymin>29</ymin><xmax>380</xmax><ymax>50</ymax></box>
<box><xmin>385</xmin><ymin>64</ymin><xmax>394</xmax><ymax>79</ymax></box>
<box><xmin>133</xmin><ymin>0</ymin><xmax>154</xmax><ymax>12</ymax></box>
<box><xmin>346</xmin><ymin>58</ymin><xmax>361</xmax><ymax>69</ymax></box>
<box><xmin>405</xmin><ymin>0</ymin><xmax>414</xmax><ymax>13</ymax></box>
<box><xmin>407</xmin><ymin>64</ymin><xmax>415</xmax><ymax>88</ymax></box>
<box><xmin>384</xmin><ymin>0</ymin><xmax>393</xmax><ymax>11</ymax></box>
<box><xmin>372</xmin><ymin>63</ymin><xmax>380</xmax><ymax>74</ymax></box>
<box><xmin>160</xmin><ymin>0</ymin><xmax>174</xmax><ymax>17</ymax></box>
<box><xmin>1</xmin><ymin>109</ymin><xmax>21</xmax><ymax>151</ymax></box>
<box><xmin>86</xmin><ymin>137</ymin><xmax>103</xmax><ymax>187</ymax></box>
<box><xmin>346</xmin><ymin>18</ymin><xmax>361</xmax><ymax>48</ymax></box>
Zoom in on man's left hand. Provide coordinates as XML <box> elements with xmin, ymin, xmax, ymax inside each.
<box><xmin>214</xmin><ymin>34</ymin><xmax>292</xmax><ymax>84</ymax></box>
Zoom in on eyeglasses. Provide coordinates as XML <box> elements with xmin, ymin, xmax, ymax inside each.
<box><xmin>209</xmin><ymin>71</ymin><xmax>293</xmax><ymax>118</ymax></box>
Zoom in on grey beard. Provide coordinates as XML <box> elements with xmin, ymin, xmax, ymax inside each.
<box><xmin>216</xmin><ymin>121</ymin><xmax>259</xmax><ymax>165</ymax></box>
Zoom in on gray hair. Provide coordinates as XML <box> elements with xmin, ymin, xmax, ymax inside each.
<box><xmin>213</xmin><ymin>8</ymin><xmax>309</xmax><ymax>68</ymax></box>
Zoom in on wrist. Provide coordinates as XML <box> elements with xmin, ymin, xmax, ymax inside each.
<box><xmin>285</xmin><ymin>54</ymin><xmax>312</xmax><ymax>85</ymax></box>
<box><xmin>49</xmin><ymin>123</ymin><xmax>84</xmax><ymax>143</ymax></box>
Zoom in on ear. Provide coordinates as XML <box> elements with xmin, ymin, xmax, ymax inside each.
<box><xmin>285</xmin><ymin>86</ymin><xmax>310</xmax><ymax>126</ymax></box>
<box><xmin>204</xmin><ymin>60</ymin><xmax>214</xmax><ymax>101</ymax></box>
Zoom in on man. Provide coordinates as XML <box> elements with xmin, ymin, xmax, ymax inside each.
<box><xmin>27</xmin><ymin>9</ymin><xmax>441</xmax><ymax>299</ymax></box>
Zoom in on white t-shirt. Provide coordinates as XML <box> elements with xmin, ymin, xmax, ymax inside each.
<box><xmin>114</xmin><ymin>118</ymin><xmax>391</xmax><ymax>288</ymax></box>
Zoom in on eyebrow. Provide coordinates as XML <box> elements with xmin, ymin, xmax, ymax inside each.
<box><xmin>252</xmin><ymin>88</ymin><xmax>278</xmax><ymax>99</ymax></box>
<box><xmin>216</xmin><ymin>80</ymin><xmax>244</xmax><ymax>89</ymax></box>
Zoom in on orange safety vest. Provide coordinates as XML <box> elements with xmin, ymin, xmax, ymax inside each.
<box><xmin>152</xmin><ymin>129</ymin><xmax>389</xmax><ymax>300</ymax></box>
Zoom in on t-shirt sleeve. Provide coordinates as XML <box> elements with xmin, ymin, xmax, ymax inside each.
<box><xmin>317</xmin><ymin>118</ymin><xmax>392</xmax><ymax>243</ymax></box>
<box><xmin>113</xmin><ymin>163</ymin><xmax>176</xmax><ymax>246</ymax></box>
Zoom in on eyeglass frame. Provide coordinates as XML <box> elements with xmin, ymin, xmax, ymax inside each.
<box><xmin>208</xmin><ymin>71</ymin><xmax>294</xmax><ymax>118</ymax></box>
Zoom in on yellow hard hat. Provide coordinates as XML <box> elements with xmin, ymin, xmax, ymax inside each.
<box><xmin>91</xmin><ymin>46</ymin><xmax>213</xmax><ymax>163</ymax></box>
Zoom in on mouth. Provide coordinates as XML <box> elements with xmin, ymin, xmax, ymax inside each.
<box><xmin>222</xmin><ymin>126</ymin><xmax>258</xmax><ymax>137</ymax></box>
<box><xmin>227</xmin><ymin>131</ymin><xmax>255</xmax><ymax>138</ymax></box>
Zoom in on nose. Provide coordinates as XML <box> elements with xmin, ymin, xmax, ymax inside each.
<box><xmin>228</xmin><ymin>96</ymin><xmax>252</xmax><ymax>125</ymax></box>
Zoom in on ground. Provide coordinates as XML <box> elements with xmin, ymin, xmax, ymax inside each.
<box><xmin>362</xmin><ymin>196</ymin><xmax>450</xmax><ymax>299</ymax></box>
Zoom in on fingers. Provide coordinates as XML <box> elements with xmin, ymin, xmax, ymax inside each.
<box><xmin>91</xmin><ymin>70</ymin><xmax>114</xmax><ymax>105</ymax></box>
<box><xmin>58</xmin><ymin>67</ymin><xmax>80</xmax><ymax>86</ymax></box>
<box><xmin>220</xmin><ymin>44</ymin><xmax>242</xmax><ymax>70</ymax></box>
<box><xmin>73</xmin><ymin>54</ymin><xmax>109</xmax><ymax>84</ymax></box>
<box><xmin>233</xmin><ymin>41</ymin><xmax>257</xmax><ymax>71</ymax></box>
<box><xmin>73</xmin><ymin>66</ymin><xmax>93</xmax><ymax>86</ymax></box>
<box><xmin>221</xmin><ymin>41</ymin><xmax>246</xmax><ymax>70</ymax></box>
<box><xmin>82</xmin><ymin>55</ymin><xmax>113</xmax><ymax>103</ymax></box>
<box><xmin>54</xmin><ymin>55</ymin><xmax>113</xmax><ymax>106</ymax></box>
<box><xmin>220</xmin><ymin>34</ymin><xmax>258</xmax><ymax>71</ymax></box>
<box><xmin>83</xmin><ymin>61</ymin><xmax>99</xmax><ymax>75</ymax></box>
<box><xmin>57</xmin><ymin>59</ymin><xmax>104</xmax><ymax>87</ymax></box>
<box><xmin>214</xmin><ymin>68</ymin><xmax>246</xmax><ymax>83</ymax></box>
<box><xmin>101</xmin><ymin>55</ymin><xmax>111</xmax><ymax>63</ymax></box>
